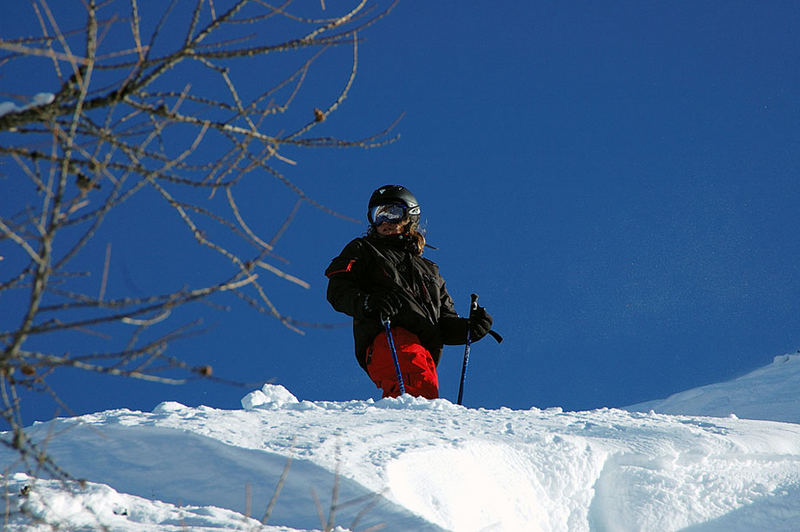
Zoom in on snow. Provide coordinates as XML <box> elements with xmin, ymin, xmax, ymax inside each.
<box><xmin>626</xmin><ymin>353</ymin><xmax>800</xmax><ymax>423</ymax></box>
<box><xmin>0</xmin><ymin>92</ymin><xmax>55</xmax><ymax>117</ymax></box>
<box><xmin>241</xmin><ymin>383</ymin><xmax>301</xmax><ymax>410</ymax></box>
<box><xmin>3</xmin><ymin>359</ymin><xmax>800</xmax><ymax>531</ymax></box>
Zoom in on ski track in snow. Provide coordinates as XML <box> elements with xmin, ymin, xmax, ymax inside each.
<box><xmin>4</xmin><ymin>377</ymin><xmax>800</xmax><ymax>532</ymax></box>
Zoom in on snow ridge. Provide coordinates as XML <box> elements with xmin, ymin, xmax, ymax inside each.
<box><xmin>626</xmin><ymin>353</ymin><xmax>800</xmax><ymax>423</ymax></box>
<box><xmin>4</xmin><ymin>381</ymin><xmax>800</xmax><ymax>531</ymax></box>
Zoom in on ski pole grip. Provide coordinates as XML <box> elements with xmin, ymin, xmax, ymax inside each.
<box><xmin>470</xmin><ymin>293</ymin><xmax>503</xmax><ymax>344</ymax></box>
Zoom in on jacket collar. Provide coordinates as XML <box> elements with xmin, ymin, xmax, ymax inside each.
<box><xmin>367</xmin><ymin>231</ymin><xmax>416</xmax><ymax>253</ymax></box>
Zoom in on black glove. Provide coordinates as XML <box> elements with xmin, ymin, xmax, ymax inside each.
<box><xmin>362</xmin><ymin>292</ymin><xmax>404</xmax><ymax>319</ymax></box>
<box><xmin>468</xmin><ymin>306</ymin><xmax>493</xmax><ymax>341</ymax></box>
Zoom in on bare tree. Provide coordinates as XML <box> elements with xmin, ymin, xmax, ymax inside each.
<box><xmin>0</xmin><ymin>0</ymin><xmax>398</xmax><ymax>475</ymax></box>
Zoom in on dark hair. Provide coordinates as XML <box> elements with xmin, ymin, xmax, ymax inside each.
<box><xmin>407</xmin><ymin>227</ymin><xmax>426</xmax><ymax>255</ymax></box>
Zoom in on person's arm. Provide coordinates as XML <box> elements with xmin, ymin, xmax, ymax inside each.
<box><xmin>325</xmin><ymin>239</ymin><xmax>369</xmax><ymax>319</ymax></box>
<box><xmin>438</xmin><ymin>279</ymin><xmax>493</xmax><ymax>345</ymax></box>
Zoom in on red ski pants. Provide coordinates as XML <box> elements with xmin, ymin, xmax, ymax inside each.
<box><xmin>366</xmin><ymin>327</ymin><xmax>439</xmax><ymax>399</ymax></box>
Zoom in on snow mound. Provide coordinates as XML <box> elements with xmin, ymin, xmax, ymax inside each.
<box><xmin>626</xmin><ymin>352</ymin><xmax>800</xmax><ymax>423</ymax></box>
<box><xmin>4</xmin><ymin>382</ymin><xmax>800</xmax><ymax>531</ymax></box>
<box><xmin>241</xmin><ymin>383</ymin><xmax>300</xmax><ymax>410</ymax></box>
<box><xmin>5</xmin><ymin>473</ymin><xmax>267</xmax><ymax>531</ymax></box>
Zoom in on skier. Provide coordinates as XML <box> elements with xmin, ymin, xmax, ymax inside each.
<box><xmin>325</xmin><ymin>185</ymin><xmax>493</xmax><ymax>399</ymax></box>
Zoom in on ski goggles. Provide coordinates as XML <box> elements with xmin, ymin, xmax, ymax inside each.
<box><xmin>369</xmin><ymin>203</ymin><xmax>420</xmax><ymax>225</ymax></box>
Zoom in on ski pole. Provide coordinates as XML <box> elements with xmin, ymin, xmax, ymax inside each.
<box><xmin>457</xmin><ymin>293</ymin><xmax>479</xmax><ymax>405</ymax></box>
<box><xmin>381</xmin><ymin>316</ymin><xmax>406</xmax><ymax>396</ymax></box>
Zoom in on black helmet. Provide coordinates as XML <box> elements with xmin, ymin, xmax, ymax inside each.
<box><xmin>367</xmin><ymin>185</ymin><xmax>421</xmax><ymax>227</ymax></box>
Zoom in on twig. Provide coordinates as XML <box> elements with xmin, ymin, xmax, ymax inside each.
<box><xmin>262</xmin><ymin>448</ymin><xmax>294</xmax><ymax>524</ymax></box>
<box><xmin>98</xmin><ymin>242</ymin><xmax>111</xmax><ymax>301</ymax></box>
<box><xmin>1</xmin><ymin>0</ymin><xmax>400</xmax><ymax>490</ymax></box>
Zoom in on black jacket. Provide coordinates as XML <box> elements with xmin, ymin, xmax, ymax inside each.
<box><xmin>325</xmin><ymin>232</ymin><xmax>469</xmax><ymax>371</ymax></box>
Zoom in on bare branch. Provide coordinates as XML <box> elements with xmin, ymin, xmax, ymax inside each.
<box><xmin>24</xmin><ymin>351</ymin><xmax>186</xmax><ymax>384</ymax></box>
<box><xmin>1</xmin><ymin>0</ymin><xmax>399</xmax><ymax>487</ymax></box>
<box><xmin>226</xmin><ymin>188</ymin><xmax>273</xmax><ymax>251</ymax></box>
<box><xmin>0</xmin><ymin>219</ymin><xmax>44</xmax><ymax>266</ymax></box>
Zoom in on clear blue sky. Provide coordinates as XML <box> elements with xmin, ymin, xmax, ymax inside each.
<box><xmin>4</xmin><ymin>1</ymin><xmax>800</xmax><ymax>423</ymax></box>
